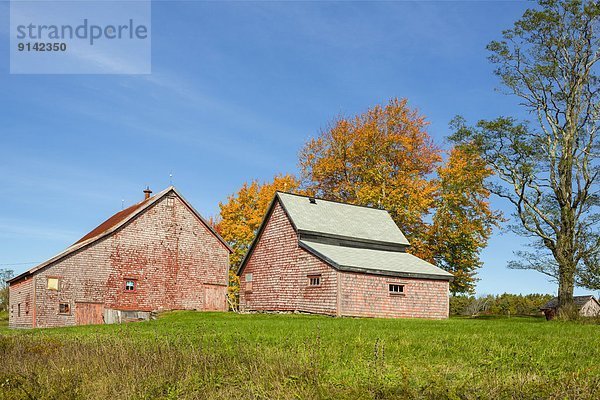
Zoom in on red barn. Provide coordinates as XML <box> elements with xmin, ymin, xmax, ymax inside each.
<box><xmin>8</xmin><ymin>186</ymin><xmax>231</xmax><ymax>328</ymax></box>
<box><xmin>239</xmin><ymin>192</ymin><xmax>453</xmax><ymax>319</ymax></box>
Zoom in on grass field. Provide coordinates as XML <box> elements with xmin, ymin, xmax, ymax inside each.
<box><xmin>1</xmin><ymin>312</ymin><xmax>599</xmax><ymax>399</ymax></box>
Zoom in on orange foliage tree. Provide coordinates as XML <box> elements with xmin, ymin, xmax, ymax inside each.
<box><xmin>216</xmin><ymin>174</ymin><xmax>300</xmax><ymax>307</ymax></box>
<box><xmin>430</xmin><ymin>146</ymin><xmax>502</xmax><ymax>294</ymax></box>
<box><xmin>299</xmin><ymin>98</ymin><xmax>440</xmax><ymax>258</ymax></box>
<box><xmin>299</xmin><ymin>98</ymin><xmax>500</xmax><ymax>293</ymax></box>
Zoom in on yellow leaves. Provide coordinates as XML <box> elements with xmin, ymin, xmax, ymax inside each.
<box><xmin>217</xmin><ymin>174</ymin><xmax>301</xmax><ymax>271</ymax></box>
<box><xmin>432</xmin><ymin>146</ymin><xmax>503</xmax><ymax>294</ymax></box>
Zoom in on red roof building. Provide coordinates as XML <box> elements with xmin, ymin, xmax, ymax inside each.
<box><xmin>8</xmin><ymin>186</ymin><xmax>231</xmax><ymax>328</ymax></box>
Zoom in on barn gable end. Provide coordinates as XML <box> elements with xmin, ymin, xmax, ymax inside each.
<box><xmin>239</xmin><ymin>200</ymin><xmax>339</xmax><ymax>315</ymax></box>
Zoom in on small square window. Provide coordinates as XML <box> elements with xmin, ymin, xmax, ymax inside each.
<box><xmin>245</xmin><ymin>273</ymin><xmax>253</xmax><ymax>282</ymax></box>
<box><xmin>47</xmin><ymin>277</ymin><xmax>59</xmax><ymax>291</ymax></box>
<box><xmin>167</xmin><ymin>197</ymin><xmax>175</xmax><ymax>207</ymax></box>
<box><xmin>59</xmin><ymin>303</ymin><xmax>70</xmax><ymax>314</ymax></box>
<box><xmin>124</xmin><ymin>280</ymin><xmax>136</xmax><ymax>291</ymax></box>
<box><xmin>308</xmin><ymin>275</ymin><xmax>321</xmax><ymax>287</ymax></box>
<box><xmin>389</xmin><ymin>284</ymin><xmax>405</xmax><ymax>295</ymax></box>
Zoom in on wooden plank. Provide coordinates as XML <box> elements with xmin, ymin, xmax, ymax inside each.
<box><xmin>75</xmin><ymin>303</ymin><xmax>104</xmax><ymax>325</ymax></box>
<box><xmin>204</xmin><ymin>284</ymin><xmax>226</xmax><ymax>311</ymax></box>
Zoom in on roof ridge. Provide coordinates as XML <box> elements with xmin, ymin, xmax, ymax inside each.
<box><xmin>276</xmin><ymin>191</ymin><xmax>389</xmax><ymax>212</ymax></box>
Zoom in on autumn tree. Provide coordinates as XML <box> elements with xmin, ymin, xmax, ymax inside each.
<box><xmin>431</xmin><ymin>146</ymin><xmax>501</xmax><ymax>294</ymax></box>
<box><xmin>299</xmin><ymin>98</ymin><xmax>440</xmax><ymax>258</ymax></box>
<box><xmin>450</xmin><ymin>0</ymin><xmax>600</xmax><ymax>314</ymax></box>
<box><xmin>216</xmin><ymin>174</ymin><xmax>300</xmax><ymax>308</ymax></box>
<box><xmin>299</xmin><ymin>98</ymin><xmax>499</xmax><ymax>293</ymax></box>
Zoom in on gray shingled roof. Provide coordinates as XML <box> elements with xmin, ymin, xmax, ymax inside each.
<box><xmin>300</xmin><ymin>240</ymin><xmax>453</xmax><ymax>279</ymax></box>
<box><xmin>277</xmin><ymin>192</ymin><xmax>410</xmax><ymax>246</ymax></box>
<box><xmin>540</xmin><ymin>295</ymin><xmax>598</xmax><ymax>310</ymax></box>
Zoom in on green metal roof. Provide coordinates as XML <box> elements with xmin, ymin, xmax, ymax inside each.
<box><xmin>300</xmin><ymin>240</ymin><xmax>453</xmax><ymax>280</ymax></box>
<box><xmin>277</xmin><ymin>192</ymin><xmax>410</xmax><ymax>246</ymax></box>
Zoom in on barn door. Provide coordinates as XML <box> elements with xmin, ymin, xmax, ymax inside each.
<box><xmin>204</xmin><ymin>284</ymin><xmax>226</xmax><ymax>311</ymax></box>
<box><xmin>75</xmin><ymin>302</ymin><xmax>104</xmax><ymax>325</ymax></box>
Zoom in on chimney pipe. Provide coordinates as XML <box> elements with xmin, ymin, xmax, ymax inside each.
<box><xmin>143</xmin><ymin>186</ymin><xmax>152</xmax><ymax>200</ymax></box>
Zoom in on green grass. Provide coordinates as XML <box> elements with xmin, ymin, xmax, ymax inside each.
<box><xmin>1</xmin><ymin>312</ymin><xmax>599</xmax><ymax>399</ymax></box>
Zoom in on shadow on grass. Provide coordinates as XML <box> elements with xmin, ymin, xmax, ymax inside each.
<box><xmin>451</xmin><ymin>314</ymin><xmax>547</xmax><ymax>322</ymax></box>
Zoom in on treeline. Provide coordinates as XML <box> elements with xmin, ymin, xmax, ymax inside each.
<box><xmin>450</xmin><ymin>293</ymin><xmax>553</xmax><ymax>317</ymax></box>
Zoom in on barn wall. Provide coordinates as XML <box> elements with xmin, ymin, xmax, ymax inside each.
<box><xmin>339</xmin><ymin>272</ymin><xmax>449</xmax><ymax>319</ymax></box>
<box><xmin>8</xmin><ymin>278</ymin><xmax>34</xmax><ymax>328</ymax></box>
<box><xmin>239</xmin><ymin>201</ymin><xmax>339</xmax><ymax>315</ymax></box>
<box><xmin>11</xmin><ymin>192</ymin><xmax>229</xmax><ymax>329</ymax></box>
<box><xmin>580</xmin><ymin>299</ymin><xmax>600</xmax><ymax>317</ymax></box>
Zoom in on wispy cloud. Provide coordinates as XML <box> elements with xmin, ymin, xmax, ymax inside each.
<box><xmin>0</xmin><ymin>219</ymin><xmax>78</xmax><ymax>242</ymax></box>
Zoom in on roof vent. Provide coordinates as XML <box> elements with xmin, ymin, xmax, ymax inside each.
<box><xmin>143</xmin><ymin>186</ymin><xmax>152</xmax><ymax>200</ymax></box>
<box><xmin>309</xmin><ymin>197</ymin><xmax>316</xmax><ymax>204</ymax></box>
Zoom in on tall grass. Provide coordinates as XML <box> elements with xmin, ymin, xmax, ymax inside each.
<box><xmin>1</xmin><ymin>312</ymin><xmax>599</xmax><ymax>399</ymax></box>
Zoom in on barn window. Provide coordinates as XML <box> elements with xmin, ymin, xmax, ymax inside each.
<box><xmin>167</xmin><ymin>196</ymin><xmax>175</xmax><ymax>207</ymax></box>
<box><xmin>245</xmin><ymin>273</ymin><xmax>253</xmax><ymax>293</ymax></box>
<box><xmin>25</xmin><ymin>302</ymin><xmax>30</xmax><ymax>315</ymax></box>
<box><xmin>124</xmin><ymin>280</ymin><xmax>136</xmax><ymax>291</ymax></box>
<box><xmin>308</xmin><ymin>275</ymin><xmax>321</xmax><ymax>287</ymax></box>
<box><xmin>59</xmin><ymin>303</ymin><xmax>70</xmax><ymax>314</ymax></box>
<box><xmin>389</xmin><ymin>284</ymin><xmax>405</xmax><ymax>295</ymax></box>
<box><xmin>47</xmin><ymin>277</ymin><xmax>59</xmax><ymax>291</ymax></box>
<box><xmin>17</xmin><ymin>303</ymin><xmax>21</xmax><ymax>317</ymax></box>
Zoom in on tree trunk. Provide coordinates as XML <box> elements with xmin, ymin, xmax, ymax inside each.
<box><xmin>556</xmin><ymin>232</ymin><xmax>577</xmax><ymax>317</ymax></box>
<box><xmin>557</xmin><ymin>266</ymin><xmax>575</xmax><ymax>310</ymax></box>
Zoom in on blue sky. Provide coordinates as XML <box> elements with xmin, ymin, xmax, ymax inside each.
<box><xmin>0</xmin><ymin>1</ymin><xmax>594</xmax><ymax>296</ymax></box>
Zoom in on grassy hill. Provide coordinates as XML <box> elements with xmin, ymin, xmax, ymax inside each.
<box><xmin>1</xmin><ymin>312</ymin><xmax>599</xmax><ymax>399</ymax></box>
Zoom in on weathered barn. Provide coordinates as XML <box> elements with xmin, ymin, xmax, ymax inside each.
<box><xmin>540</xmin><ymin>295</ymin><xmax>600</xmax><ymax>320</ymax></box>
<box><xmin>8</xmin><ymin>186</ymin><xmax>231</xmax><ymax>328</ymax></box>
<box><xmin>238</xmin><ymin>192</ymin><xmax>453</xmax><ymax>319</ymax></box>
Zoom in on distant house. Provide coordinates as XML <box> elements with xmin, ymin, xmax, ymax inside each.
<box><xmin>8</xmin><ymin>186</ymin><xmax>231</xmax><ymax>328</ymax></box>
<box><xmin>238</xmin><ymin>192</ymin><xmax>453</xmax><ymax>319</ymax></box>
<box><xmin>540</xmin><ymin>295</ymin><xmax>600</xmax><ymax>320</ymax></box>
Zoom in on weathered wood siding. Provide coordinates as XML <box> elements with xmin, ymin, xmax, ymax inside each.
<box><xmin>580</xmin><ymin>299</ymin><xmax>600</xmax><ymax>317</ymax></box>
<box><xmin>339</xmin><ymin>272</ymin><xmax>449</xmax><ymax>319</ymax></box>
<box><xmin>7</xmin><ymin>278</ymin><xmax>34</xmax><ymax>328</ymax></box>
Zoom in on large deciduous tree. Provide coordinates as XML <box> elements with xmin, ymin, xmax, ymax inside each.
<box><xmin>216</xmin><ymin>174</ymin><xmax>300</xmax><ymax>308</ymax></box>
<box><xmin>450</xmin><ymin>0</ymin><xmax>600</xmax><ymax>314</ymax></box>
<box><xmin>299</xmin><ymin>98</ymin><xmax>441</xmax><ymax>258</ymax></box>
